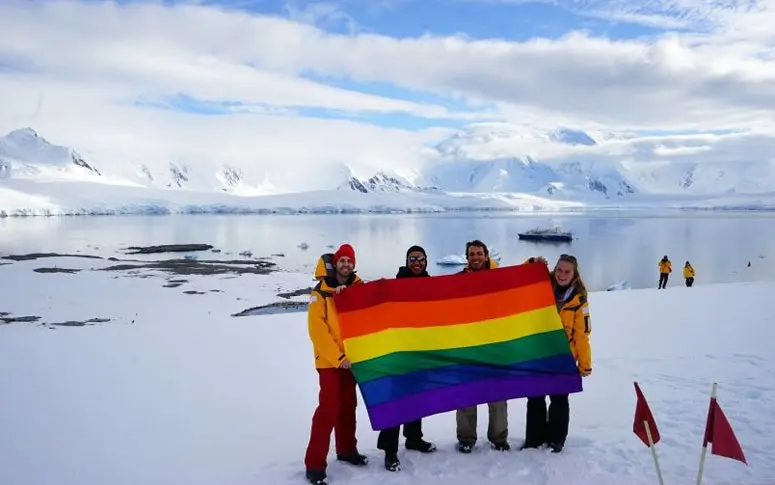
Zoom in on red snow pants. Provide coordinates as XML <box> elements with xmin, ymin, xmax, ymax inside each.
<box><xmin>304</xmin><ymin>368</ymin><xmax>358</xmax><ymax>470</ymax></box>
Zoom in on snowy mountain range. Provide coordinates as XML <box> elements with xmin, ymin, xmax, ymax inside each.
<box><xmin>417</xmin><ymin>123</ymin><xmax>775</xmax><ymax>198</ymax></box>
<box><xmin>1</xmin><ymin>125</ymin><xmax>775</xmax><ymax>216</ymax></box>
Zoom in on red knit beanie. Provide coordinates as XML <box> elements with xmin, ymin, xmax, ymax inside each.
<box><xmin>333</xmin><ymin>244</ymin><xmax>356</xmax><ymax>266</ymax></box>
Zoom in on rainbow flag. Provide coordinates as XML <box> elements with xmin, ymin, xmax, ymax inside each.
<box><xmin>335</xmin><ymin>262</ymin><xmax>583</xmax><ymax>431</ymax></box>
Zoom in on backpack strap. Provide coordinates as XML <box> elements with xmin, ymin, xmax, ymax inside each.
<box><xmin>313</xmin><ymin>280</ymin><xmax>334</xmax><ymax>298</ymax></box>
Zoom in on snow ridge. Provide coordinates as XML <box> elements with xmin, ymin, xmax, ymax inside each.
<box><xmin>2</xmin><ymin>125</ymin><xmax>775</xmax><ymax>216</ymax></box>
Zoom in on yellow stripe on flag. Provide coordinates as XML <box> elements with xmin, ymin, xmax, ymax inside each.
<box><xmin>345</xmin><ymin>305</ymin><xmax>562</xmax><ymax>364</ymax></box>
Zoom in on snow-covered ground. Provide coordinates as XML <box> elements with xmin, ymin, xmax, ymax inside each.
<box><xmin>0</xmin><ymin>249</ymin><xmax>772</xmax><ymax>485</ymax></box>
<box><xmin>0</xmin><ymin>178</ymin><xmax>585</xmax><ymax>216</ymax></box>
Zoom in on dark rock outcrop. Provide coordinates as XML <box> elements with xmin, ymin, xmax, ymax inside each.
<box><xmin>124</xmin><ymin>244</ymin><xmax>214</xmax><ymax>254</ymax></box>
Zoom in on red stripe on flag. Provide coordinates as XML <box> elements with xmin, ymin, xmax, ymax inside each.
<box><xmin>332</xmin><ymin>262</ymin><xmax>550</xmax><ymax>313</ymax></box>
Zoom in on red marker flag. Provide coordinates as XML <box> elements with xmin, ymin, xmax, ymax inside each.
<box><xmin>633</xmin><ymin>382</ymin><xmax>661</xmax><ymax>446</ymax></box>
<box><xmin>703</xmin><ymin>397</ymin><xmax>747</xmax><ymax>465</ymax></box>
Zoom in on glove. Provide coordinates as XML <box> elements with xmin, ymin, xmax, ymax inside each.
<box><xmin>528</xmin><ymin>256</ymin><xmax>549</xmax><ymax>266</ymax></box>
<box><xmin>579</xmin><ymin>367</ymin><xmax>592</xmax><ymax>377</ymax></box>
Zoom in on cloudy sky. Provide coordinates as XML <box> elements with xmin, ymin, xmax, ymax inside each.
<box><xmin>1</xmin><ymin>0</ymin><xmax>774</xmax><ymax>182</ymax></box>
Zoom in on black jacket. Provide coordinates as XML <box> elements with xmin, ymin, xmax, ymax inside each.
<box><xmin>396</xmin><ymin>266</ymin><xmax>429</xmax><ymax>278</ymax></box>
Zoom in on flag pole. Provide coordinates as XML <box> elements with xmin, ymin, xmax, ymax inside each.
<box><xmin>696</xmin><ymin>382</ymin><xmax>718</xmax><ymax>485</ymax></box>
<box><xmin>644</xmin><ymin>420</ymin><xmax>665</xmax><ymax>485</ymax></box>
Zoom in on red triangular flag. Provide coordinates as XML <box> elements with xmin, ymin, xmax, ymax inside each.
<box><xmin>633</xmin><ymin>382</ymin><xmax>660</xmax><ymax>446</ymax></box>
<box><xmin>703</xmin><ymin>398</ymin><xmax>747</xmax><ymax>465</ymax></box>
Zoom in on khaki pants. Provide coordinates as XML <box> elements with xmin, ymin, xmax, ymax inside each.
<box><xmin>456</xmin><ymin>401</ymin><xmax>508</xmax><ymax>446</ymax></box>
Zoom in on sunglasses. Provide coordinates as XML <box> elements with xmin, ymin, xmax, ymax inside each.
<box><xmin>408</xmin><ymin>256</ymin><xmax>426</xmax><ymax>263</ymax></box>
<box><xmin>559</xmin><ymin>253</ymin><xmax>577</xmax><ymax>263</ymax></box>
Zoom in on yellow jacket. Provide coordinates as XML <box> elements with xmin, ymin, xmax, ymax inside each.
<box><xmin>559</xmin><ymin>292</ymin><xmax>592</xmax><ymax>374</ymax></box>
<box><xmin>307</xmin><ymin>275</ymin><xmax>363</xmax><ymax>369</ymax></box>
<box><xmin>659</xmin><ymin>260</ymin><xmax>672</xmax><ymax>274</ymax></box>
<box><xmin>683</xmin><ymin>265</ymin><xmax>695</xmax><ymax>278</ymax></box>
<box><xmin>523</xmin><ymin>256</ymin><xmax>591</xmax><ymax>374</ymax></box>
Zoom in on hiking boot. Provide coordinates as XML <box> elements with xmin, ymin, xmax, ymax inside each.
<box><xmin>457</xmin><ymin>442</ymin><xmax>474</xmax><ymax>454</ymax></box>
<box><xmin>384</xmin><ymin>452</ymin><xmax>401</xmax><ymax>472</ymax></box>
<box><xmin>491</xmin><ymin>441</ymin><xmax>511</xmax><ymax>451</ymax></box>
<box><xmin>405</xmin><ymin>439</ymin><xmax>437</xmax><ymax>453</ymax></box>
<box><xmin>519</xmin><ymin>440</ymin><xmax>544</xmax><ymax>450</ymax></box>
<box><xmin>305</xmin><ymin>469</ymin><xmax>327</xmax><ymax>485</ymax></box>
<box><xmin>549</xmin><ymin>442</ymin><xmax>564</xmax><ymax>453</ymax></box>
<box><xmin>336</xmin><ymin>451</ymin><xmax>368</xmax><ymax>466</ymax></box>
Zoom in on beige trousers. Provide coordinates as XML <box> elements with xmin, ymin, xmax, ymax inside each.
<box><xmin>456</xmin><ymin>401</ymin><xmax>508</xmax><ymax>445</ymax></box>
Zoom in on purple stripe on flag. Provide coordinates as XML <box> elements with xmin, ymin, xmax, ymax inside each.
<box><xmin>365</xmin><ymin>373</ymin><xmax>583</xmax><ymax>430</ymax></box>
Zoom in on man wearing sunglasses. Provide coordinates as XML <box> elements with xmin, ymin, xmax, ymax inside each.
<box><xmin>376</xmin><ymin>245</ymin><xmax>437</xmax><ymax>472</ymax></box>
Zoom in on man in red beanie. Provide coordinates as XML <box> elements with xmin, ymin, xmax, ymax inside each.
<box><xmin>304</xmin><ymin>243</ymin><xmax>367</xmax><ymax>485</ymax></box>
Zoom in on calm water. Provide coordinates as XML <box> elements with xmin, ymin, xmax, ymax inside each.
<box><xmin>1</xmin><ymin>211</ymin><xmax>774</xmax><ymax>291</ymax></box>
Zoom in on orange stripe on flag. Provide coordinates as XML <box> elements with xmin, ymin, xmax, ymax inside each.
<box><xmin>340</xmin><ymin>282</ymin><xmax>555</xmax><ymax>339</ymax></box>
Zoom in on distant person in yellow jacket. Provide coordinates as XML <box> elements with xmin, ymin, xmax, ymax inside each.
<box><xmin>658</xmin><ymin>255</ymin><xmax>672</xmax><ymax>289</ymax></box>
<box><xmin>683</xmin><ymin>261</ymin><xmax>695</xmax><ymax>287</ymax></box>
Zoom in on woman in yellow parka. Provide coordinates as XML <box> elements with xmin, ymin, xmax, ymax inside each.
<box><xmin>521</xmin><ymin>254</ymin><xmax>592</xmax><ymax>453</ymax></box>
<box><xmin>683</xmin><ymin>261</ymin><xmax>695</xmax><ymax>287</ymax></box>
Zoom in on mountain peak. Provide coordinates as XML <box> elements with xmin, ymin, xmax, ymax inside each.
<box><xmin>553</xmin><ymin>128</ymin><xmax>597</xmax><ymax>146</ymax></box>
<box><xmin>338</xmin><ymin>170</ymin><xmax>438</xmax><ymax>194</ymax></box>
<box><xmin>433</xmin><ymin>122</ymin><xmax>597</xmax><ymax>162</ymax></box>
<box><xmin>5</xmin><ymin>127</ymin><xmax>40</xmax><ymax>140</ymax></box>
<box><xmin>0</xmin><ymin>127</ymin><xmax>101</xmax><ymax>176</ymax></box>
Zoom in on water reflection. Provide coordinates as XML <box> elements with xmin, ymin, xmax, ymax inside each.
<box><xmin>1</xmin><ymin>211</ymin><xmax>773</xmax><ymax>291</ymax></box>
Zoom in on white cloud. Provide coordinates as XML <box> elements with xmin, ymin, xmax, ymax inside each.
<box><xmin>0</xmin><ymin>1</ymin><xmax>484</xmax><ymax>120</ymax></box>
<box><xmin>0</xmin><ymin>75</ymin><xmax>455</xmax><ymax>191</ymax></box>
<box><xmin>1</xmin><ymin>0</ymin><xmax>775</xmax><ymax>187</ymax></box>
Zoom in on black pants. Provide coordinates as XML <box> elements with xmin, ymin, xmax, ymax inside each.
<box><xmin>524</xmin><ymin>394</ymin><xmax>569</xmax><ymax>446</ymax></box>
<box><xmin>658</xmin><ymin>273</ymin><xmax>669</xmax><ymax>289</ymax></box>
<box><xmin>377</xmin><ymin>420</ymin><xmax>423</xmax><ymax>454</ymax></box>
<box><xmin>685</xmin><ymin>277</ymin><xmax>694</xmax><ymax>287</ymax></box>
